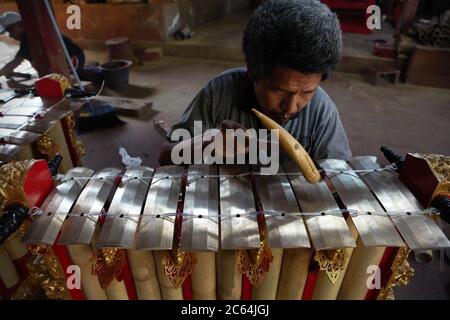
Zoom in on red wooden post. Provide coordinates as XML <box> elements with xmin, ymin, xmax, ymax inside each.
<box><xmin>15</xmin><ymin>0</ymin><xmax>71</xmax><ymax>80</ymax></box>
<box><xmin>396</xmin><ymin>0</ymin><xmax>420</xmax><ymax>33</ymax></box>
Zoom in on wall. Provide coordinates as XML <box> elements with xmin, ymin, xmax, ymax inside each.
<box><xmin>177</xmin><ymin>0</ymin><xmax>253</xmax><ymax>29</ymax></box>
<box><xmin>57</xmin><ymin>3</ymin><xmax>178</xmax><ymax>42</ymax></box>
<box><xmin>0</xmin><ymin>0</ymin><xmax>253</xmax><ymax>51</ymax></box>
<box><xmin>0</xmin><ymin>2</ymin><xmax>178</xmax><ymax>44</ymax></box>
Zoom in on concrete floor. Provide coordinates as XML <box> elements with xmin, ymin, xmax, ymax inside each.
<box><xmin>170</xmin><ymin>10</ymin><xmax>396</xmax><ymax>60</ymax></box>
<box><xmin>1</xmin><ymin>37</ymin><xmax>450</xmax><ymax>299</ymax></box>
<box><xmin>146</xmin><ymin>11</ymin><xmax>399</xmax><ymax>76</ymax></box>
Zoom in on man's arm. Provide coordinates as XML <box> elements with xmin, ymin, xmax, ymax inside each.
<box><xmin>159</xmin><ymin>85</ymin><xmax>214</xmax><ymax>165</ymax></box>
<box><xmin>0</xmin><ymin>56</ymin><xmax>24</xmax><ymax>78</ymax></box>
<box><xmin>159</xmin><ymin>138</ymin><xmax>206</xmax><ymax>166</ymax></box>
<box><xmin>159</xmin><ymin>120</ymin><xmax>249</xmax><ymax>166</ymax></box>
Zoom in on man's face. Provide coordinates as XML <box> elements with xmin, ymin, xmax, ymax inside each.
<box><xmin>6</xmin><ymin>22</ymin><xmax>23</xmax><ymax>41</ymax></box>
<box><xmin>252</xmin><ymin>65</ymin><xmax>322</xmax><ymax>125</ymax></box>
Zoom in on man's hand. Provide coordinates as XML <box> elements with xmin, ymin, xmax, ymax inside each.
<box><xmin>159</xmin><ymin>120</ymin><xmax>251</xmax><ymax>166</ymax></box>
<box><xmin>0</xmin><ymin>57</ymin><xmax>24</xmax><ymax>78</ymax></box>
<box><xmin>216</xmin><ymin>120</ymin><xmax>247</xmax><ymax>132</ymax></box>
<box><xmin>213</xmin><ymin>120</ymin><xmax>250</xmax><ymax>160</ymax></box>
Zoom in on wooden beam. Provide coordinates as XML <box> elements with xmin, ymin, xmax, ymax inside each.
<box><xmin>396</xmin><ymin>0</ymin><xmax>420</xmax><ymax>33</ymax></box>
<box><xmin>15</xmin><ymin>0</ymin><xmax>71</xmax><ymax>80</ymax></box>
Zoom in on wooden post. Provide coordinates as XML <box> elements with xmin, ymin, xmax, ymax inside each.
<box><xmin>396</xmin><ymin>0</ymin><xmax>420</xmax><ymax>33</ymax></box>
<box><xmin>15</xmin><ymin>0</ymin><xmax>71</xmax><ymax>80</ymax></box>
<box><xmin>15</xmin><ymin>0</ymin><xmax>83</xmax><ymax>167</ymax></box>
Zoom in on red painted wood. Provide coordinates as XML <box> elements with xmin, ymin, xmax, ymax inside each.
<box><xmin>121</xmin><ymin>254</ymin><xmax>138</xmax><ymax>300</ymax></box>
<box><xmin>23</xmin><ymin>160</ymin><xmax>54</xmax><ymax>208</ymax></box>
<box><xmin>302</xmin><ymin>261</ymin><xmax>320</xmax><ymax>300</ymax></box>
<box><xmin>182</xmin><ymin>275</ymin><xmax>192</xmax><ymax>300</ymax></box>
<box><xmin>52</xmin><ymin>244</ymin><xmax>85</xmax><ymax>300</ymax></box>
<box><xmin>321</xmin><ymin>0</ymin><xmax>376</xmax><ymax>34</ymax></box>
<box><xmin>365</xmin><ymin>247</ymin><xmax>397</xmax><ymax>300</ymax></box>
<box><xmin>175</xmin><ymin>170</ymin><xmax>193</xmax><ymax>300</ymax></box>
<box><xmin>35</xmin><ymin>77</ymin><xmax>66</xmax><ymax>97</ymax></box>
<box><xmin>16</xmin><ymin>0</ymin><xmax>71</xmax><ymax>79</ymax></box>
<box><xmin>241</xmin><ymin>276</ymin><xmax>253</xmax><ymax>300</ymax></box>
<box><xmin>12</xmin><ymin>251</ymin><xmax>32</xmax><ymax>278</ymax></box>
<box><xmin>60</xmin><ymin>117</ymin><xmax>80</xmax><ymax>168</ymax></box>
<box><xmin>399</xmin><ymin>152</ymin><xmax>440</xmax><ymax>207</ymax></box>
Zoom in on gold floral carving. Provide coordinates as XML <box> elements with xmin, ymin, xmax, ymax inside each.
<box><xmin>26</xmin><ymin>245</ymin><xmax>71</xmax><ymax>300</ymax></box>
<box><xmin>236</xmin><ymin>244</ymin><xmax>274</xmax><ymax>288</ymax></box>
<box><xmin>19</xmin><ymin>219</ymin><xmax>31</xmax><ymax>238</ymax></box>
<box><xmin>35</xmin><ymin>133</ymin><xmax>59</xmax><ymax>159</ymax></box>
<box><xmin>0</xmin><ymin>161</ymin><xmax>68</xmax><ymax>300</ymax></box>
<box><xmin>160</xmin><ymin>210</ymin><xmax>198</xmax><ymax>289</ymax></box>
<box><xmin>91</xmin><ymin>248</ymin><xmax>126</xmax><ymax>289</ymax></box>
<box><xmin>45</xmin><ymin>73</ymin><xmax>71</xmax><ymax>94</ymax></box>
<box><xmin>0</xmin><ymin>196</ymin><xmax>7</xmax><ymax>216</ymax></box>
<box><xmin>419</xmin><ymin>154</ymin><xmax>450</xmax><ymax>202</ymax></box>
<box><xmin>235</xmin><ymin>216</ymin><xmax>274</xmax><ymax>287</ymax></box>
<box><xmin>0</xmin><ymin>160</ymin><xmax>34</xmax><ymax>209</ymax></box>
<box><xmin>377</xmin><ymin>247</ymin><xmax>414</xmax><ymax>300</ymax></box>
<box><xmin>10</xmin><ymin>278</ymin><xmax>39</xmax><ymax>300</ymax></box>
<box><xmin>161</xmin><ymin>250</ymin><xmax>197</xmax><ymax>289</ymax></box>
<box><xmin>314</xmin><ymin>249</ymin><xmax>346</xmax><ymax>285</ymax></box>
<box><xmin>66</xmin><ymin>113</ymin><xmax>86</xmax><ymax>158</ymax></box>
<box><xmin>420</xmin><ymin>154</ymin><xmax>450</xmax><ymax>182</ymax></box>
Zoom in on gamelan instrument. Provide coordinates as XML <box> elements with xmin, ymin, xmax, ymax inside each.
<box><xmin>0</xmin><ymin>153</ymin><xmax>449</xmax><ymax>300</ymax></box>
<box><xmin>0</xmin><ymin>74</ymin><xmax>85</xmax><ymax>172</ymax></box>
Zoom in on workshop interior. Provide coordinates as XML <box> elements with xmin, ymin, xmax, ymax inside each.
<box><xmin>0</xmin><ymin>0</ymin><xmax>449</xmax><ymax>302</ymax></box>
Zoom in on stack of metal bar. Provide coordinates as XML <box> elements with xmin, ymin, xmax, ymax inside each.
<box><xmin>0</xmin><ymin>96</ymin><xmax>83</xmax><ymax>169</ymax></box>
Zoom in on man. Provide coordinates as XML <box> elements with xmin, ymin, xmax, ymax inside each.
<box><xmin>0</xmin><ymin>11</ymin><xmax>85</xmax><ymax>78</ymax></box>
<box><xmin>159</xmin><ymin>0</ymin><xmax>351</xmax><ymax>165</ymax></box>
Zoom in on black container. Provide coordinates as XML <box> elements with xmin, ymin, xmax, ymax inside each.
<box><xmin>99</xmin><ymin>59</ymin><xmax>133</xmax><ymax>89</ymax></box>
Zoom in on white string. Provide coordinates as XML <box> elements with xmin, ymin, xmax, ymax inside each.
<box><xmin>386</xmin><ymin>208</ymin><xmax>441</xmax><ymax>218</ymax></box>
<box><xmin>92</xmin><ymin>80</ymin><xmax>105</xmax><ymax>99</ymax></box>
<box><xmin>59</xmin><ymin>175</ymin><xmax>154</xmax><ymax>183</ymax></box>
<box><xmin>53</xmin><ymin>164</ymin><xmax>398</xmax><ymax>185</ymax></box>
<box><xmin>28</xmin><ymin>207</ymin><xmax>439</xmax><ymax>220</ymax></box>
<box><xmin>74</xmin><ymin>79</ymin><xmax>106</xmax><ymax>103</ymax></box>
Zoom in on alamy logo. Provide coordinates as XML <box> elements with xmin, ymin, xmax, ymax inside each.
<box><xmin>366</xmin><ymin>5</ymin><xmax>381</xmax><ymax>30</ymax></box>
<box><xmin>170</xmin><ymin>121</ymin><xmax>280</xmax><ymax>175</ymax></box>
<box><xmin>66</xmin><ymin>5</ymin><xmax>81</xmax><ymax>30</ymax></box>
<box><xmin>366</xmin><ymin>265</ymin><xmax>381</xmax><ymax>290</ymax></box>
<box><xmin>66</xmin><ymin>265</ymin><xmax>81</xmax><ymax>290</ymax></box>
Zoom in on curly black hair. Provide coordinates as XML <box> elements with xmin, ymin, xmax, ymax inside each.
<box><xmin>243</xmin><ymin>0</ymin><xmax>342</xmax><ymax>80</ymax></box>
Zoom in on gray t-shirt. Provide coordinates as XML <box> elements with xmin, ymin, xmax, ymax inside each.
<box><xmin>169</xmin><ymin>68</ymin><xmax>351</xmax><ymax>160</ymax></box>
